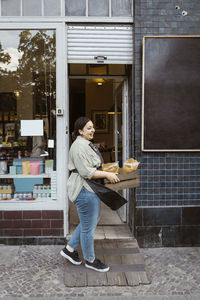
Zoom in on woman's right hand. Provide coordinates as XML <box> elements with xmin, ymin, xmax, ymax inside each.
<box><xmin>105</xmin><ymin>172</ymin><xmax>120</xmax><ymax>184</ymax></box>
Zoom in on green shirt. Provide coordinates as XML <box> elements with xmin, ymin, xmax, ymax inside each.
<box><xmin>67</xmin><ymin>136</ymin><xmax>101</xmax><ymax>202</ymax></box>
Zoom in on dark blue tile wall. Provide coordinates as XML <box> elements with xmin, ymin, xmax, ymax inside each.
<box><xmin>134</xmin><ymin>0</ymin><xmax>200</xmax><ymax>207</ymax></box>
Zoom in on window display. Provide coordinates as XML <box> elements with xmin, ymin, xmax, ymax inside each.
<box><xmin>0</xmin><ymin>29</ymin><xmax>56</xmax><ymax>201</ymax></box>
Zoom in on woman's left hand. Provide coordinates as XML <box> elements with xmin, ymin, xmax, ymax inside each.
<box><xmin>105</xmin><ymin>172</ymin><xmax>120</xmax><ymax>184</ymax></box>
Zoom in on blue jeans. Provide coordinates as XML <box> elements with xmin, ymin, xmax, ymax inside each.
<box><xmin>68</xmin><ymin>186</ymin><xmax>100</xmax><ymax>261</ymax></box>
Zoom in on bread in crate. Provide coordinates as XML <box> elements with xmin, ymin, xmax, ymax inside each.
<box><xmin>102</xmin><ymin>161</ymin><xmax>119</xmax><ymax>173</ymax></box>
<box><xmin>121</xmin><ymin>158</ymin><xmax>140</xmax><ymax>173</ymax></box>
<box><xmin>103</xmin><ymin>158</ymin><xmax>140</xmax><ymax>189</ymax></box>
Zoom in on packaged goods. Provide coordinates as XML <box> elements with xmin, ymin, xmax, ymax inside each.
<box><xmin>22</xmin><ymin>161</ymin><xmax>31</xmax><ymax>175</ymax></box>
<box><xmin>30</xmin><ymin>161</ymin><xmax>40</xmax><ymax>175</ymax></box>
<box><xmin>45</xmin><ymin>160</ymin><xmax>54</xmax><ymax>173</ymax></box>
<box><xmin>102</xmin><ymin>161</ymin><xmax>119</xmax><ymax>173</ymax></box>
<box><xmin>121</xmin><ymin>158</ymin><xmax>140</xmax><ymax>173</ymax></box>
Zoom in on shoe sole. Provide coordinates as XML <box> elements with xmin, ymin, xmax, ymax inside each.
<box><xmin>60</xmin><ymin>250</ymin><xmax>82</xmax><ymax>265</ymax></box>
<box><xmin>85</xmin><ymin>263</ymin><xmax>110</xmax><ymax>272</ymax></box>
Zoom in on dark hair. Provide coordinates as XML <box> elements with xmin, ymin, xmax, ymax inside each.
<box><xmin>72</xmin><ymin>116</ymin><xmax>91</xmax><ymax>140</ymax></box>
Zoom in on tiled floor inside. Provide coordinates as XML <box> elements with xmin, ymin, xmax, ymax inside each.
<box><xmin>68</xmin><ymin>202</ymin><xmax>133</xmax><ymax>240</ymax></box>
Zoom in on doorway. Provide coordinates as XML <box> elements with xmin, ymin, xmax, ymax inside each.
<box><xmin>68</xmin><ymin>64</ymin><xmax>131</xmax><ymax>238</ymax></box>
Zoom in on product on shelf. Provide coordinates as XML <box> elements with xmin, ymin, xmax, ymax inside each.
<box><xmin>13</xmin><ymin>158</ymin><xmax>44</xmax><ymax>174</ymax></box>
<box><xmin>0</xmin><ymin>184</ymin><xmax>14</xmax><ymax>200</ymax></box>
<box><xmin>33</xmin><ymin>184</ymin><xmax>51</xmax><ymax>199</ymax></box>
<box><xmin>13</xmin><ymin>192</ymin><xmax>34</xmax><ymax>201</ymax></box>
<box><xmin>45</xmin><ymin>160</ymin><xmax>54</xmax><ymax>173</ymax></box>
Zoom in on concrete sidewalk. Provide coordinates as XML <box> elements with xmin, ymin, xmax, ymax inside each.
<box><xmin>0</xmin><ymin>244</ymin><xmax>200</xmax><ymax>299</ymax></box>
<box><xmin>3</xmin><ymin>296</ymin><xmax>200</xmax><ymax>300</ymax></box>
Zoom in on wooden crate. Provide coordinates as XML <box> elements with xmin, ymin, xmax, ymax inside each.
<box><xmin>104</xmin><ymin>169</ymin><xmax>140</xmax><ymax>190</ymax></box>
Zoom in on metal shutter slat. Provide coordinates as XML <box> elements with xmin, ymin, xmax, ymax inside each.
<box><xmin>67</xmin><ymin>25</ymin><xmax>133</xmax><ymax>64</ymax></box>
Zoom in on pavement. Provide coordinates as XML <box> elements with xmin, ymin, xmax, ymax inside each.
<box><xmin>0</xmin><ymin>244</ymin><xmax>200</xmax><ymax>300</ymax></box>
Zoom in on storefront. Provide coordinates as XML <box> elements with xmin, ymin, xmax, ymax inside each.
<box><xmin>0</xmin><ymin>0</ymin><xmax>134</xmax><ymax>242</ymax></box>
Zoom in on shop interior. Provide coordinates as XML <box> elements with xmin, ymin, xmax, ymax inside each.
<box><xmin>0</xmin><ymin>29</ymin><xmax>56</xmax><ymax>201</ymax></box>
<box><xmin>68</xmin><ymin>63</ymin><xmax>131</xmax><ymax>235</ymax></box>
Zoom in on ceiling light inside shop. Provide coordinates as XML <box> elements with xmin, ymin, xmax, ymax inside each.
<box><xmin>91</xmin><ymin>78</ymin><xmax>105</xmax><ymax>85</ymax></box>
<box><xmin>14</xmin><ymin>89</ymin><xmax>22</xmax><ymax>98</ymax></box>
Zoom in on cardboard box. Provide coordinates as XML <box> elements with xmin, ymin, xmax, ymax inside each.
<box><xmin>104</xmin><ymin>169</ymin><xmax>140</xmax><ymax>191</ymax></box>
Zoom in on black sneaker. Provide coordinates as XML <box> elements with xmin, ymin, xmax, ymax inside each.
<box><xmin>60</xmin><ymin>247</ymin><xmax>82</xmax><ymax>265</ymax></box>
<box><xmin>85</xmin><ymin>258</ymin><xmax>110</xmax><ymax>272</ymax></box>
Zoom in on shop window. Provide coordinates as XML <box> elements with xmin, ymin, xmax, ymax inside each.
<box><xmin>22</xmin><ymin>0</ymin><xmax>42</xmax><ymax>16</ymax></box>
<box><xmin>44</xmin><ymin>0</ymin><xmax>61</xmax><ymax>16</ymax></box>
<box><xmin>65</xmin><ymin>0</ymin><xmax>86</xmax><ymax>16</ymax></box>
<box><xmin>88</xmin><ymin>0</ymin><xmax>109</xmax><ymax>17</ymax></box>
<box><xmin>1</xmin><ymin>0</ymin><xmax>21</xmax><ymax>16</ymax></box>
<box><xmin>0</xmin><ymin>29</ymin><xmax>56</xmax><ymax>202</ymax></box>
<box><xmin>111</xmin><ymin>0</ymin><xmax>132</xmax><ymax>17</ymax></box>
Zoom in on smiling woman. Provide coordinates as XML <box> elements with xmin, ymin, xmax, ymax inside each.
<box><xmin>61</xmin><ymin>116</ymin><xmax>120</xmax><ymax>272</ymax></box>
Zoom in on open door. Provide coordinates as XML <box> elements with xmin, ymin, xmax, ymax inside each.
<box><xmin>113</xmin><ymin>79</ymin><xmax>129</xmax><ymax>222</ymax></box>
<box><xmin>67</xmin><ymin>64</ymin><xmax>131</xmax><ymax>236</ymax></box>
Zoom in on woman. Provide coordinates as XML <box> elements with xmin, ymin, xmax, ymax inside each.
<box><xmin>60</xmin><ymin>116</ymin><xmax>120</xmax><ymax>272</ymax></box>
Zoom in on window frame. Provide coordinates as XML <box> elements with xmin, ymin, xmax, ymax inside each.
<box><xmin>0</xmin><ymin>23</ymin><xmax>68</xmax><ymax>224</ymax></box>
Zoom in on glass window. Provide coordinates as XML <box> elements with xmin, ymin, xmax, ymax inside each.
<box><xmin>88</xmin><ymin>64</ymin><xmax>107</xmax><ymax>75</ymax></box>
<box><xmin>22</xmin><ymin>0</ymin><xmax>42</xmax><ymax>16</ymax></box>
<box><xmin>109</xmin><ymin>64</ymin><xmax>126</xmax><ymax>75</ymax></box>
<box><xmin>69</xmin><ymin>64</ymin><xmax>87</xmax><ymax>75</ymax></box>
<box><xmin>1</xmin><ymin>0</ymin><xmax>21</xmax><ymax>16</ymax></box>
<box><xmin>65</xmin><ymin>0</ymin><xmax>86</xmax><ymax>16</ymax></box>
<box><xmin>88</xmin><ymin>0</ymin><xmax>109</xmax><ymax>16</ymax></box>
<box><xmin>44</xmin><ymin>0</ymin><xmax>61</xmax><ymax>16</ymax></box>
<box><xmin>111</xmin><ymin>0</ymin><xmax>132</xmax><ymax>17</ymax></box>
<box><xmin>0</xmin><ymin>29</ymin><xmax>56</xmax><ymax>201</ymax></box>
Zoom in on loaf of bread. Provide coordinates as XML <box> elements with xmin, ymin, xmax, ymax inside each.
<box><xmin>102</xmin><ymin>162</ymin><xmax>119</xmax><ymax>173</ymax></box>
<box><xmin>121</xmin><ymin>158</ymin><xmax>139</xmax><ymax>173</ymax></box>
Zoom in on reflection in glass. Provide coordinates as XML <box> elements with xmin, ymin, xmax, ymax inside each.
<box><xmin>22</xmin><ymin>0</ymin><xmax>42</xmax><ymax>16</ymax></box>
<box><xmin>44</xmin><ymin>0</ymin><xmax>61</xmax><ymax>16</ymax></box>
<box><xmin>111</xmin><ymin>0</ymin><xmax>132</xmax><ymax>17</ymax></box>
<box><xmin>88</xmin><ymin>0</ymin><xmax>109</xmax><ymax>16</ymax></box>
<box><xmin>65</xmin><ymin>0</ymin><xmax>86</xmax><ymax>16</ymax></box>
<box><xmin>1</xmin><ymin>0</ymin><xmax>21</xmax><ymax>16</ymax></box>
<box><xmin>0</xmin><ymin>29</ymin><xmax>56</xmax><ymax>170</ymax></box>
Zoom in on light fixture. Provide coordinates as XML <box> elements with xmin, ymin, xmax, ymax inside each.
<box><xmin>107</xmin><ymin>104</ymin><xmax>122</xmax><ymax>115</ymax></box>
<box><xmin>14</xmin><ymin>89</ymin><xmax>22</xmax><ymax>98</ymax></box>
<box><xmin>91</xmin><ymin>78</ymin><xmax>105</xmax><ymax>85</ymax></box>
<box><xmin>182</xmin><ymin>10</ymin><xmax>188</xmax><ymax>16</ymax></box>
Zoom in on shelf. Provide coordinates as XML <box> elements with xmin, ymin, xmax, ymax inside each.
<box><xmin>0</xmin><ymin>198</ymin><xmax>55</xmax><ymax>203</ymax></box>
<box><xmin>0</xmin><ymin>173</ymin><xmax>51</xmax><ymax>178</ymax></box>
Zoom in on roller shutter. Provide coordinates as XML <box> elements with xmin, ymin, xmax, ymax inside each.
<box><xmin>67</xmin><ymin>25</ymin><xmax>133</xmax><ymax>64</ymax></box>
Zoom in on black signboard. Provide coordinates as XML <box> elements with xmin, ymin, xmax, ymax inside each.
<box><xmin>142</xmin><ymin>36</ymin><xmax>200</xmax><ymax>151</ymax></box>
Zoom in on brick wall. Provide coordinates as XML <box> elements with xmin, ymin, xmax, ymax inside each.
<box><xmin>133</xmin><ymin>0</ymin><xmax>200</xmax><ymax>246</ymax></box>
<box><xmin>0</xmin><ymin>210</ymin><xmax>64</xmax><ymax>238</ymax></box>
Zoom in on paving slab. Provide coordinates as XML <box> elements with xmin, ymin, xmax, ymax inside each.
<box><xmin>0</xmin><ymin>245</ymin><xmax>199</xmax><ymax>299</ymax></box>
<box><xmin>4</xmin><ymin>295</ymin><xmax>200</xmax><ymax>300</ymax></box>
<box><xmin>0</xmin><ymin>245</ymin><xmax>20</xmax><ymax>266</ymax></box>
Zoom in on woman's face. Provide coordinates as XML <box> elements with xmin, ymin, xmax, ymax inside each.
<box><xmin>79</xmin><ymin>120</ymin><xmax>95</xmax><ymax>141</ymax></box>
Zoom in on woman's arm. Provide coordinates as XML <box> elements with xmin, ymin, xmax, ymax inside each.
<box><xmin>92</xmin><ymin>170</ymin><xmax>120</xmax><ymax>184</ymax></box>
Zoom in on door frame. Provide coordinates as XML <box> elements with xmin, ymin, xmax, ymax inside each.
<box><xmin>113</xmin><ymin>79</ymin><xmax>130</xmax><ymax>222</ymax></box>
<box><xmin>66</xmin><ymin>74</ymin><xmax>130</xmax><ymax>228</ymax></box>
